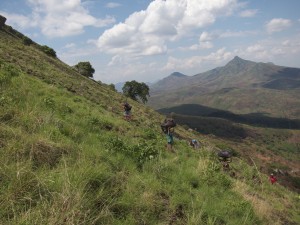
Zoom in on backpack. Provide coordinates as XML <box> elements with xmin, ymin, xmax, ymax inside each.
<box><xmin>124</xmin><ymin>103</ymin><xmax>132</xmax><ymax>111</ymax></box>
<box><xmin>161</xmin><ymin>118</ymin><xmax>176</xmax><ymax>133</ymax></box>
<box><xmin>218</xmin><ymin>150</ymin><xmax>231</xmax><ymax>159</ymax></box>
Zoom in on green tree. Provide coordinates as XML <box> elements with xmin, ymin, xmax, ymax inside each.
<box><xmin>40</xmin><ymin>45</ymin><xmax>56</xmax><ymax>57</ymax></box>
<box><xmin>22</xmin><ymin>36</ymin><xmax>33</xmax><ymax>46</ymax></box>
<box><xmin>108</xmin><ymin>83</ymin><xmax>116</xmax><ymax>92</ymax></box>
<box><xmin>73</xmin><ymin>61</ymin><xmax>95</xmax><ymax>78</ymax></box>
<box><xmin>122</xmin><ymin>80</ymin><xmax>150</xmax><ymax>103</ymax></box>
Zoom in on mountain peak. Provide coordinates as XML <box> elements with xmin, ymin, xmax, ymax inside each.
<box><xmin>231</xmin><ymin>56</ymin><xmax>245</xmax><ymax>62</ymax></box>
<box><xmin>224</xmin><ymin>56</ymin><xmax>255</xmax><ymax>71</ymax></box>
<box><xmin>170</xmin><ymin>72</ymin><xmax>186</xmax><ymax>77</ymax></box>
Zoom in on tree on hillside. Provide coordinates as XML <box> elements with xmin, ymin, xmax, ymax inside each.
<box><xmin>40</xmin><ymin>45</ymin><xmax>56</xmax><ymax>57</ymax></box>
<box><xmin>108</xmin><ymin>83</ymin><xmax>116</xmax><ymax>92</ymax></box>
<box><xmin>122</xmin><ymin>80</ymin><xmax>150</xmax><ymax>103</ymax></box>
<box><xmin>73</xmin><ymin>61</ymin><xmax>95</xmax><ymax>78</ymax></box>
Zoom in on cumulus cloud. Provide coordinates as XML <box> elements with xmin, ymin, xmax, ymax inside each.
<box><xmin>192</xmin><ymin>30</ymin><xmax>256</xmax><ymax>50</ymax></box>
<box><xmin>234</xmin><ymin>36</ymin><xmax>300</xmax><ymax>63</ymax></box>
<box><xmin>0</xmin><ymin>11</ymin><xmax>38</xmax><ymax>28</ymax></box>
<box><xmin>239</xmin><ymin>9</ymin><xmax>258</xmax><ymax>18</ymax></box>
<box><xmin>197</xmin><ymin>31</ymin><xmax>215</xmax><ymax>48</ymax></box>
<box><xmin>97</xmin><ymin>0</ymin><xmax>239</xmax><ymax>57</ymax></box>
<box><xmin>163</xmin><ymin>48</ymin><xmax>232</xmax><ymax>72</ymax></box>
<box><xmin>199</xmin><ymin>31</ymin><xmax>215</xmax><ymax>42</ymax></box>
<box><xmin>266</xmin><ymin>18</ymin><xmax>292</xmax><ymax>34</ymax></box>
<box><xmin>2</xmin><ymin>0</ymin><xmax>115</xmax><ymax>37</ymax></box>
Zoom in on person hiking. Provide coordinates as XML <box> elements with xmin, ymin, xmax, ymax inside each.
<box><xmin>217</xmin><ymin>150</ymin><xmax>232</xmax><ymax>170</ymax></box>
<box><xmin>189</xmin><ymin>139</ymin><xmax>200</xmax><ymax>149</ymax></box>
<box><xmin>122</xmin><ymin>102</ymin><xmax>132</xmax><ymax>121</ymax></box>
<box><xmin>269</xmin><ymin>173</ymin><xmax>277</xmax><ymax>184</ymax></box>
<box><xmin>161</xmin><ymin>117</ymin><xmax>176</xmax><ymax>153</ymax></box>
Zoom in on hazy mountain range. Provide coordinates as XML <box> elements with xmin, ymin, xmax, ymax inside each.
<box><xmin>148</xmin><ymin>56</ymin><xmax>300</xmax><ymax>119</ymax></box>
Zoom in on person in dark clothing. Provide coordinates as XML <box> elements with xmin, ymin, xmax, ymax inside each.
<box><xmin>218</xmin><ymin>150</ymin><xmax>232</xmax><ymax>170</ymax></box>
<box><xmin>122</xmin><ymin>102</ymin><xmax>132</xmax><ymax>121</ymax></box>
<box><xmin>161</xmin><ymin>118</ymin><xmax>176</xmax><ymax>153</ymax></box>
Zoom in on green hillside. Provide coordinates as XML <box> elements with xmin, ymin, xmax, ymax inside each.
<box><xmin>1</xmin><ymin>24</ymin><xmax>300</xmax><ymax>225</ymax></box>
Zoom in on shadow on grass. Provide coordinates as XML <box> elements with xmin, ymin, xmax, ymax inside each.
<box><xmin>157</xmin><ymin>104</ymin><xmax>300</xmax><ymax>139</ymax></box>
<box><xmin>158</xmin><ymin>104</ymin><xmax>300</xmax><ymax>130</ymax></box>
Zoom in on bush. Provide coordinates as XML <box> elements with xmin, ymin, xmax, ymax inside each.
<box><xmin>40</xmin><ymin>45</ymin><xmax>56</xmax><ymax>57</ymax></box>
<box><xmin>22</xmin><ymin>36</ymin><xmax>33</xmax><ymax>46</ymax></box>
<box><xmin>73</xmin><ymin>61</ymin><xmax>95</xmax><ymax>78</ymax></box>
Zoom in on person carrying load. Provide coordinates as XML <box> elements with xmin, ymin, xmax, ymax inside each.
<box><xmin>217</xmin><ymin>150</ymin><xmax>232</xmax><ymax>170</ymax></box>
<box><xmin>161</xmin><ymin>117</ymin><xmax>176</xmax><ymax>153</ymax></box>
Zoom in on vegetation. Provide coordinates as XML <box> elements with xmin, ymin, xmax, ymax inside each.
<box><xmin>123</xmin><ymin>80</ymin><xmax>150</xmax><ymax>103</ymax></box>
<box><xmin>39</xmin><ymin>45</ymin><xmax>57</xmax><ymax>57</ymax></box>
<box><xmin>22</xmin><ymin>36</ymin><xmax>33</xmax><ymax>46</ymax></box>
<box><xmin>73</xmin><ymin>61</ymin><xmax>95</xmax><ymax>78</ymax></box>
<box><xmin>0</xmin><ymin>24</ymin><xmax>299</xmax><ymax>225</ymax></box>
<box><xmin>108</xmin><ymin>83</ymin><xmax>117</xmax><ymax>92</ymax></box>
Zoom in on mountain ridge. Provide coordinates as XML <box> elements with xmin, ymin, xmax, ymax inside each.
<box><xmin>148</xmin><ymin>56</ymin><xmax>300</xmax><ymax>119</ymax></box>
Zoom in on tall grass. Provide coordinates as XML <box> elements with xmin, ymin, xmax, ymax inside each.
<box><xmin>0</xmin><ymin>28</ymin><xmax>299</xmax><ymax>225</ymax></box>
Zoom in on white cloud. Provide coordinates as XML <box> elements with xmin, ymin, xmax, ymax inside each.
<box><xmin>106</xmin><ymin>2</ymin><xmax>122</xmax><ymax>8</ymax></box>
<box><xmin>234</xmin><ymin>36</ymin><xmax>300</xmax><ymax>63</ymax></box>
<box><xmin>220</xmin><ymin>30</ymin><xmax>257</xmax><ymax>38</ymax></box>
<box><xmin>246</xmin><ymin>44</ymin><xmax>264</xmax><ymax>53</ymax></box>
<box><xmin>163</xmin><ymin>48</ymin><xmax>232</xmax><ymax>72</ymax></box>
<box><xmin>266</xmin><ymin>18</ymin><xmax>292</xmax><ymax>34</ymax></box>
<box><xmin>199</xmin><ymin>41</ymin><xmax>214</xmax><ymax>49</ymax></box>
<box><xmin>199</xmin><ymin>31</ymin><xmax>215</xmax><ymax>42</ymax></box>
<box><xmin>196</xmin><ymin>30</ymin><xmax>256</xmax><ymax>50</ymax></box>
<box><xmin>239</xmin><ymin>9</ymin><xmax>258</xmax><ymax>18</ymax></box>
<box><xmin>2</xmin><ymin>0</ymin><xmax>115</xmax><ymax>38</ymax></box>
<box><xmin>97</xmin><ymin>0</ymin><xmax>239</xmax><ymax>57</ymax></box>
<box><xmin>64</xmin><ymin>43</ymin><xmax>76</xmax><ymax>48</ymax></box>
<box><xmin>0</xmin><ymin>11</ymin><xmax>38</xmax><ymax>28</ymax></box>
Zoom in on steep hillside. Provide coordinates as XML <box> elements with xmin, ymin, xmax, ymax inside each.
<box><xmin>1</xmin><ymin>23</ymin><xmax>300</xmax><ymax>225</ymax></box>
<box><xmin>148</xmin><ymin>57</ymin><xmax>300</xmax><ymax>119</ymax></box>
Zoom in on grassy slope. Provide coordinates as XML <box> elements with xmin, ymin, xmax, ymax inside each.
<box><xmin>0</xmin><ymin>27</ymin><xmax>299</xmax><ymax>225</ymax></box>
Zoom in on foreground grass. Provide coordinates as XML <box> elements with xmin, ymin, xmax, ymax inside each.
<box><xmin>0</xmin><ymin>27</ymin><xmax>299</xmax><ymax>225</ymax></box>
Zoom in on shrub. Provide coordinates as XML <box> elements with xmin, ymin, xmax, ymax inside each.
<box><xmin>22</xmin><ymin>36</ymin><xmax>33</xmax><ymax>46</ymax></box>
<box><xmin>39</xmin><ymin>45</ymin><xmax>56</xmax><ymax>57</ymax></box>
<box><xmin>73</xmin><ymin>61</ymin><xmax>95</xmax><ymax>78</ymax></box>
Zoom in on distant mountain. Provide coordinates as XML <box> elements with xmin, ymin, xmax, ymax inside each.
<box><xmin>115</xmin><ymin>82</ymin><xmax>125</xmax><ymax>92</ymax></box>
<box><xmin>148</xmin><ymin>56</ymin><xmax>300</xmax><ymax>119</ymax></box>
<box><xmin>150</xmin><ymin>72</ymin><xmax>188</xmax><ymax>92</ymax></box>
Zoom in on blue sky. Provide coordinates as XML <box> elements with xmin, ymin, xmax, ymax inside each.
<box><xmin>1</xmin><ymin>0</ymin><xmax>300</xmax><ymax>84</ymax></box>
